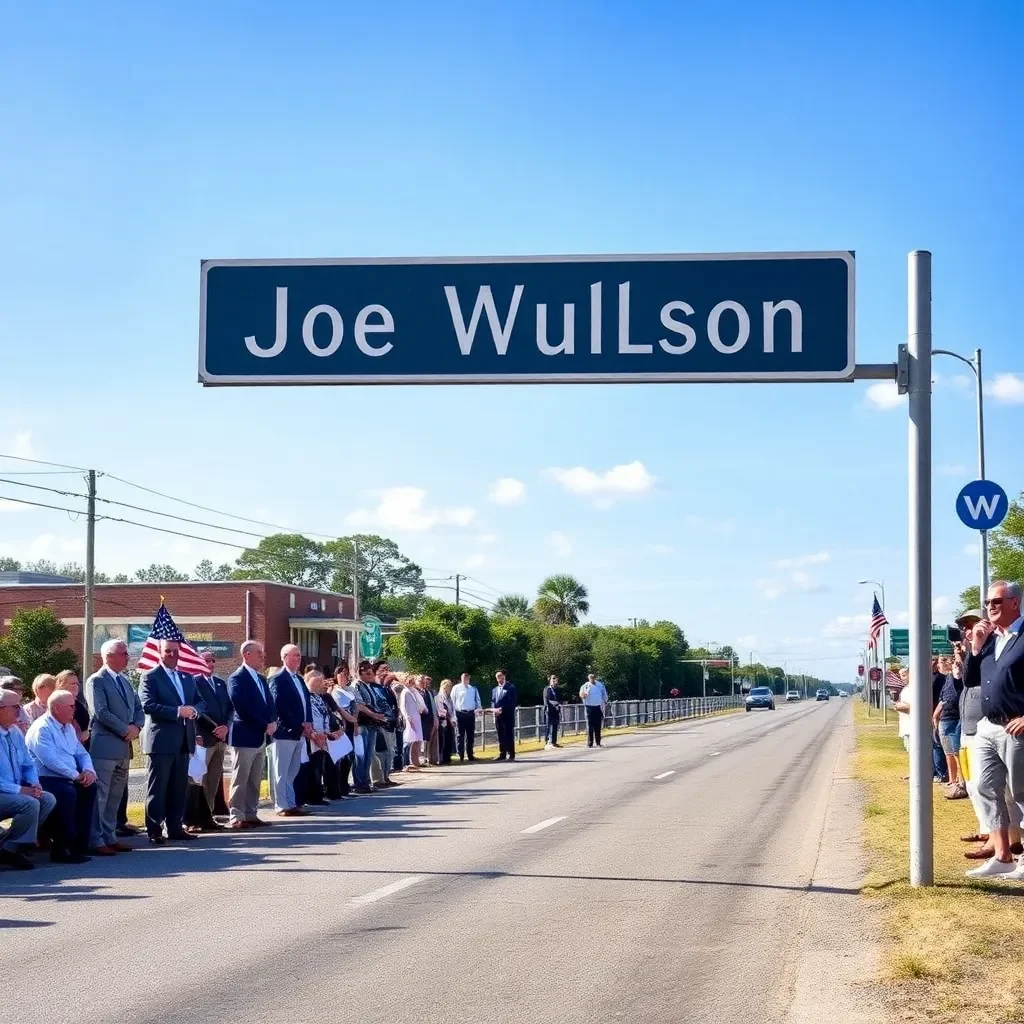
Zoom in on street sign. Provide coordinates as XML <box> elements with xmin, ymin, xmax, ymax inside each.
<box><xmin>706</xmin><ymin>659</ymin><xmax>731</xmax><ymax>667</ymax></box>
<box><xmin>889</xmin><ymin>627</ymin><xmax>951</xmax><ymax>656</ymax></box>
<box><xmin>956</xmin><ymin>479</ymin><xmax>1008</xmax><ymax>531</ymax></box>
<box><xmin>199</xmin><ymin>252</ymin><xmax>855</xmax><ymax>385</ymax></box>
<box><xmin>869</xmin><ymin>667</ymin><xmax>882</xmax><ymax>682</ymax></box>
<box><xmin>359</xmin><ymin>615</ymin><xmax>383</xmax><ymax>659</ymax></box>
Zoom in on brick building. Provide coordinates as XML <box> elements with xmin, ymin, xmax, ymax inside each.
<box><xmin>0</xmin><ymin>579</ymin><xmax>361</xmax><ymax>676</ymax></box>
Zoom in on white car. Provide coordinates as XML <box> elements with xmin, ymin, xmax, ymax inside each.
<box><xmin>785</xmin><ymin>690</ymin><xmax>801</xmax><ymax>702</ymax></box>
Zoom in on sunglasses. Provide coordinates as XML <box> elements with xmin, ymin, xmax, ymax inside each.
<box><xmin>985</xmin><ymin>598</ymin><xmax>1004</xmax><ymax>607</ymax></box>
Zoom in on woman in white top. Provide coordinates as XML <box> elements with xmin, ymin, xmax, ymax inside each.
<box><xmin>398</xmin><ymin>676</ymin><xmax>426</xmax><ymax>771</ymax></box>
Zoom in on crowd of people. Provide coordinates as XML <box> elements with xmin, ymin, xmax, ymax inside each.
<box><xmin>892</xmin><ymin>579</ymin><xmax>1024</xmax><ymax>882</ymax></box>
<box><xmin>0</xmin><ymin>637</ymin><xmax>613</xmax><ymax>871</ymax></box>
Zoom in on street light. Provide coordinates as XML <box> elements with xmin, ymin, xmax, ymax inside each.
<box><xmin>932</xmin><ymin>347</ymin><xmax>987</xmax><ymax>603</ymax></box>
<box><xmin>859</xmin><ymin>579</ymin><xmax>887</xmax><ymax>724</ymax></box>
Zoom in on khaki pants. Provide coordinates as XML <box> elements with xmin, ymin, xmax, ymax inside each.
<box><xmin>201</xmin><ymin>740</ymin><xmax>227</xmax><ymax>814</ymax></box>
<box><xmin>229</xmin><ymin>745</ymin><xmax>266</xmax><ymax>823</ymax></box>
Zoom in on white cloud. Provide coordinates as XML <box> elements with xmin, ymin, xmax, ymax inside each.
<box><xmin>934</xmin><ymin>595</ymin><xmax>954</xmax><ymax>620</ymax></box>
<box><xmin>466</xmin><ymin>553</ymin><xmax>486</xmax><ymax>568</ymax></box>
<box><xmin>347</xmin><ymin>487</ymin><xmax>476</xmax><ymax>532</ymax></box>
<box><xmin>0</xmin><ymin>532</ymin><xmax>84</xmax><ymax>562</ymax></box>
<box><xmin>963</xmin><ymin>541</ymin><xmax>980</xmax><ymax>557</ymax></box>
<box><xmin>864</xmin><ymin>381</ymin><xmax>904</xmax><ymax>410</ymax></box>
<box><xmin>937</xmin><ymin>463</ymin><xmax>967</xmax><ymax>478</ymax></box>
<box><xmin>772</xmin><ymin>551</ymin><xmax>831</xmax><ymax>570</ymax></box>
<box><xmin>544</xmin><ymin>461</ymin><xmax>655</xmax><ymax>506</ymax></box>
<box><xmin>651</xmin><ymin>543</ymin><xmax>675</xmax><ymax>555</ymax></box>
<box><xmin>987</xmin><ymin>373</ymin><xmax>1024</xmax><ymax>405</ymax></box>
<box><xmin>0</xmin><ymin>499</ymin><xmax>27</xmax><ymax>513</ymax></box>
<box><xmin>950</xmin><ymin>374</ymin><xmax>973</xmax><ymax>393</ymax></box>
<box><xmin>549</xmin><ymin>531</ymin><xmax>574</xmax><ymax>557</ymax></box>
<box><xmin>790</xmin><ymin>570</ymin><xmax>829</xmax><ymax>594</ymax></box>
<box><xmin>4</xmin><ymin>429</ymin><xmax>34</xmax><ymax>459</ymax></box>
<box><xmin>477</xmin><ymin>533</ymin><xmax>499</xmax><ymax>546</ymax></box>
<box><xmin>755</xmin><ymin>580</ymin><xmax>784</xmax><ymax>600</ymax></box>
<box><xmin>488</xmin><ymin>477</ymin><xmax>526</xmax><ymax>505</ymax></box>
<box><xmin>821</xmin><ymin>613</ymin><xmax>870</xmax><ymax>639</ymax></box>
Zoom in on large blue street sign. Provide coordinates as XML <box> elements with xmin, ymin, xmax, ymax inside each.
<box><xmin>199</xmin><ymin>252</ymin><xmax>854</xmax><ymax>385</ymax></box>
<box><xmin>956</xmin><ymin>479</ymin><xmax>1009</xmax><ymax>531</ymax></box>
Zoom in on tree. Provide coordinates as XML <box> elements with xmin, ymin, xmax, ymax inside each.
<box><xmin>232</xmin><ymin>533</ymin><xmax>330</xmax><ymax>588</ymax></box>
<box><xmin>0</xmin><ymin>557</ymin><xmax>21</xmax><ymax>571</ymax></box>
<box><xmin>376</xmin><ymin>593</ymin><xmax>427</xmax><ymax>620</ymax></box>
<box><xmin>387</xmin><ymin>618</ymin><xmax>462</xmax><ymax>680</ymax></box>
<box><xmin>0</xmin><ymin>606</ymin><xmax>78</xmax><ymax>680</ymax></box>
<box><xmin>419</xmin><ymin>600</ymin><xmax>495</xmax><ymax>676</ymax></box>
<box><xmin>133</xmin><ymin>563</ymin><xmax>190</xmax><ymax>583</ymax></box>
<box><xmin>530</xmin><ymin>625</ymin><xmax>592</xmax><ymax>692</ymax></box>
<box><xmin>534</xmin><ymin>574</ymin><xmax>590</xmax><ymax>626</ymax></box>
<box><xmin>323</xmin><ymin>534</ymin><xmax>425</xmax><ymax>611</ymax></box>
<box><xmin>489</xmin><ymin>617</ymin><xmax>542</xmax><ymax>702</ymax></box>
<box><xmin>194</xmin><ymin>559</ymin><xmax>234</xmax><ymax>581</ymax></box>
<box><xmin>493</xmin><ymin>594</ymin><xmax>531</xmax><ymax>619</ymax></box>
<box><xmin>21</xmin><ymin>558</ymin><xmax>58</xmax><ymax>575</ymax></box>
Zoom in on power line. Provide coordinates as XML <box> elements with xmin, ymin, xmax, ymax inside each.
<box><xmin>0</xmin><ymin>452</ymin><xmax>90</xmax><ymax>472</ymax></box>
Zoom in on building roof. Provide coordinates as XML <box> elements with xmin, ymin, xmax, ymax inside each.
<box><xmin>0</xmin><ymin>578</ymin><xmax>354</xmax><ymax>599</ymax></box>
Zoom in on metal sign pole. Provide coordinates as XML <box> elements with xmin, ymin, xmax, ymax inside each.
<box><xmin>908</xmin><ymin>250</ymin><xmax>934</xmax><ymax>887</ymax></box>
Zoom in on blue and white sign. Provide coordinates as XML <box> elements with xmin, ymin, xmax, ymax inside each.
<box><xmin>956</xmin><ymin>479</ymin><xmax>1008</xmax><ymax>531</ymax></box>
<box><xmin>199</xmin><ymin>252</ymin><xmax>854</xmax><ymax>385</ymax></box>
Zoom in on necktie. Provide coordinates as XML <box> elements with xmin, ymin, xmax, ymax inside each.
<box><xmin>115</xmin><ymin>673</ymin><xmax>131</xmax><ymax>704</ymax></box>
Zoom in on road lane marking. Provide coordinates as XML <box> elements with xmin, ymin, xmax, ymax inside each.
<box><xmin>521</xmin><ymin>816</ymin><xmax>566</xmax><ymax>834</ymax></box>
<box><xmin>653</xmin><ymin>770</ymin><xmax>676</xmax><ymax>780</ymax></box>
<box><xmin>351</xmin><ymin>875</ymin><xmax>424</xmax><ymax>905</ymax></box>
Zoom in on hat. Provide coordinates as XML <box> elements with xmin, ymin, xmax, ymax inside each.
<box><xmin>956</xmin><ymin>608</ymin><xmax>983</xmax><ymax>625</ymax></box>
<box><xmin>0</xmin><ymin>666</ymin><xmax>11</xmax><ymax>677</ymax></box>
<box><xmin>0</xmin><ymin>690</ymin><xmax>22</xmax><ymax>708</ymax></box>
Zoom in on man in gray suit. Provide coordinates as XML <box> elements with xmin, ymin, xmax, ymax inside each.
<box><xmin>86</xmin><ymin>639</ymin><xmax>144</xmax><ymax>855</ymax></box>
<box><xmin>139</xmin><ymin>639</ymin><xmax>204</xmax><ymax>844</ymax></box>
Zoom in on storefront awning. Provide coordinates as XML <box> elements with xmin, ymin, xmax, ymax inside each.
<box><xmin>288</xmin><ymin>617</ymin><xmax>363</xmax><ymax>631</ymax></box>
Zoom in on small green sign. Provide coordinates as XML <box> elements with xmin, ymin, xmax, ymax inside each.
<box><xmin>359</xmin><ymin>615</ymin><xmax>383</xmax><ymax>659</ymax></box>
<box><xmin>888</xmin><ymin>627</ymin><xmax>951</xmax><ymax>657</ymax></box>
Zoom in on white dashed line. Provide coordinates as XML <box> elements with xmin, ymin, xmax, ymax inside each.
<box><xmin>521</xmin><ymin>816</ymin><xmax>566</xmax><ymax>834</ymax></box>
<box><xmin>653</xmin><ymin>770</ymin><xmax>676</xmax><ymax>780</ymax></box>
<box><xmin>710</xmin><ymin>751</ymin><xmax>721</xmax><ymax>757</ymax></box>
<box><xmin>351</xmin><ymin>876</ymin><xmax>424</xmax><ymax>905</ymax></box>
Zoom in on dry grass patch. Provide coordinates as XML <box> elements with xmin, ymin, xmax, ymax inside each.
<box><xmin>853</xmin><ymin>702</ymin><xmax>1024</xmax><ymax>1023</ymax></box>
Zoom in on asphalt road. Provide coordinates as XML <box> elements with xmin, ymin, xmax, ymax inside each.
<box><xmin>2</xmin><ymin>699</ymin><xmax>881</xmax><ymax>1024</ymax></box>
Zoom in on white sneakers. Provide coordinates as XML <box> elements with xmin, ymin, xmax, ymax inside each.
<box><xmin>966</xmin><ymin>855</ymin><xmax>1024</xmax><ymax>879</ymax></box>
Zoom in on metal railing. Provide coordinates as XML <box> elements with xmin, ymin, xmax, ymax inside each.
<box><xmin>476</xmin><ymin>696</ymin><xmax>743</xmax><ymax>749</ymax></box>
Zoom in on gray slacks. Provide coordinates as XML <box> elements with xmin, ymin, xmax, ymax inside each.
<box><xmin>0</xmin><ymin>790</ymin><xmax>56</xmax><ymax>849</ymax></box>
<box><xmin>201</xmin><ymin>740</ymin><xmax>227</xmax><ymax>813</ymax></box>
<box><xmin>229</xmin><ymin>745</ymin><xmax>266</xmax><ymax>824</ymax></box>
<box><xmin>975</xmin><ymin>716</ymin><xmax>1024</xmax><ymax>831</ymax></box>
<box><xmin>90</xmin><ymin>756</ymin><xmax>129</xmax><ymax>847</ymax></box>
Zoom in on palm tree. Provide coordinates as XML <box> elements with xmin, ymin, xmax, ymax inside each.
<box><xmin>493</xmin><ymin>594</ymin><xmax>531</xmax><ymax>620</ymax></box>
<box><xmin>534</xmin><ymin>574</ymin><xmax>590</xmax><ymax>626</ymax></box>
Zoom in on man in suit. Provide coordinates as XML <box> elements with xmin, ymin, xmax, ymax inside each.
<box><xmin>491</xmin><ymin>670</ymin><xmax>518</xmax><ymax>762</ymax></box>
<box><xmin>964</xmin><ymin>580</ymin><xmax>1024</xmax><ymax>880</ymax></box>
<box><xmin>226</xmin><ymin>640</ymin><xmax>277</xmax><ymax>829</ymax></box>
<box><xmin>139</xmin><ymin>639</ymin><xmax>204</xmax><ymax>844</ymax></box>
<box><xmin>184</xmin><ymin>648</ymin><xmax>232</xmax><ymax>832</ymax></box>
<box><xmin>543</xmin><ymin>674</ymin><xmax>562</xmax><ymax>749</ymax></box>
<box><xmin>86</xmin><ymin>638</ymin><xmax>144</xmax><ymax>855</ymax></box>
<box><xmin>268</xmin><ymin>644</ymin><xmax>314</xmax><ymax>817</ymax></box>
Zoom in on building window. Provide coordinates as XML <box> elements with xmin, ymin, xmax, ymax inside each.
<box><xmin>289</xmin><ymin>592</ymin><xmax>295</xmax><ymax>609</ymax></box>
<box><xmin>321</xmin><ymin>598</ymin><xmax>326</xmax><ymax>612</ymax></box>
<box><xmin>294</xmin><ymin>627</ymin><xmax>318</xmax><ymax>658</ymax></box>
<box><xmin>338</xmin><ymin>601</ymin><xmax>344</xmax><ymax>616</ymax></box>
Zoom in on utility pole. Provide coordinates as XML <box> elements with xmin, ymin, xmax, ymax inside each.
<box><xmin>352</xmin><ymin>536</ymin><xmax>360</xmax><ymax>620</ymax></box>
<box><xmin>82</xmin><ymin>470</ymin><xmax>96</xmax><ymax>678</ymax></box>
<box><xmin>450</xmin><ymin>574</ymin><xmax>465</xmax><ymax>639</ymax></box>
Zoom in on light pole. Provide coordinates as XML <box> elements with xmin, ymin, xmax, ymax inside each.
<box><xmin>859</xmin><ymin>579</ymin><xmax>887</xmax><ymax>724</ymax></box>
<box><xmin>932</xmin><ymin>347</ymin><xmax>987</xmax><ymax>603</ymax></box>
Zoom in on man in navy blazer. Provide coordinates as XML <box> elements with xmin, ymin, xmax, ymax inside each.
<box><xmin>226</xmin><ymin>640</ymin><xmax>277</xmax><ymax>829</ymax></box>
<box><xmin>183</xmin><ymin>648</ymin><xmax>233</xmax><ymax>832</ymax></box>
<box><xmin>963</xmin><ymin>580</ymin><xmax>1024</xmax><ymax>880</ymax></box>
<box><xmin>268</xmin><ymin>644</ymin><xmax>314</xmax><ymax>816</ymax></box>
<box><xmin>139</xmin><ymin>639</ymin><xmax>205</xmax><ymax>844</ymax></box>
<box><xmin>491</xmin><ymin>670</ymin><xmax>519</xmax><ymax>762</ymax></box>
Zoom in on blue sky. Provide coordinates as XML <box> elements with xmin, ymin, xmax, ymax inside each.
<box><xmin>1</xmin><ymin>0</ymin><xmax>1021</xmax><ymax>681</ymax></box>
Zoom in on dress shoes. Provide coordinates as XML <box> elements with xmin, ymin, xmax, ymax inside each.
<box><xmin>166</xmin><ymin>831</ymin><xmax>198</xmax><ymax>841</ymax></box>
<box><xmin>90</xmin><ymin>845</ymin><xmax>119</xmax><ymax>856</ymax></box>
<box><xmin>0</xmin><ymin>849</ymin><xmax>35</xmax><ymax>870</ymax></box>
<box><xmin>245</xmin><ymin>818</ymin><xmax>272</xmax><ymax>828</ymax></box>
<box><xmin>51</xmin><ymin>850</ymin><xmax>91</xmax><ymax>865</ymax></box>
<box><xmin>111</xmin><ymin>842</ymin><xmax>134</xmax><ymax>852</ymax></box>
<box><xmin>116</xmin><ymin>824</ymin><xmax>144</xmax><ymax>837</ymax></box>
<box><xmin>147</xmin><ymin>835</ymin><xmax>167</xmax><ymax>846</ymax></box>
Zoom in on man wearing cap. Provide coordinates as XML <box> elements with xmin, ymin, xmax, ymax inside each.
<box><xmin>0</xmin><ymin>689</ymin><xmax>56</xmax><ymax>870</ymax></box>
<box><xmin>964</xmin><ymin>581</ymin><xmax>1024</xmax><ymax>880</ymax></box>
<box><xmin>25</xmin><ymin>691</ymin><xmax>97</xmax><ymax>864</ymax></box>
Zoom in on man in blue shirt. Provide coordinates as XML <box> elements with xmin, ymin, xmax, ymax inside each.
<box><xmin>0</xmin><ymin>689</ymin><xmax>56</xmax><ymax>870</ymax></box>
<box><xmin>26</xmin><ymin>690</ymin><xmax>97</xmax><ymax>864</ymax></box>
<box><xmin>581</xmin><ymin>673</ymin><xmax>609</xmax><ymax>748</ymax></box>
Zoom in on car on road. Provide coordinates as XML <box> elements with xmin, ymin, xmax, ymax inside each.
<box><xmin>785</xmin><ymin>690</ymin><xmax>801</xmax><ymax>702</ymax></box>
<box><xmin>815</xmin><ymin>688</ymin><xmax>830</xmax><ymax>701</ymax></box>
<box><xmin>745</xmin><ymin>686</ymin><xmax>775</xmax><ymax>712</ymax></box>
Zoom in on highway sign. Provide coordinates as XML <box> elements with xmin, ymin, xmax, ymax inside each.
<box><xmin>199</xmin><ymin>252</ymin><xmax>855</xmax><ymax>385</ymax></box>
<box><xmin>956</xmin><ymin>479</ymin><xmax>1008</xmax><ymax>531</ymax></box>
<box><xmin>889</xmin><ymin>627</ymin><xmax>952</xmax><ymax>656</ymax></box>
<box><xmin>359</xmin><ymin>615</ymin><xmax>383</xmax><ymax>659</ymax></box>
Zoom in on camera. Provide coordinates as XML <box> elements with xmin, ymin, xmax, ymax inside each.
<box><xmin>947</xmin><ymin>625</ymin><xmax>962</xmax><ymax>644</ymax></box>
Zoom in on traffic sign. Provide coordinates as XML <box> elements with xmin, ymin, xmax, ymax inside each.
<box><xmin>889</xmin><ymin>627</ymin><xmax>951</xmax><ymax>656</ymax></box>
<box><xmin>956</xmin><ymin>479</ymin><xmax>1008</xmax><ymax>531</ymax></box>
<box><xmin>358</xmin><ymin>615</ymin><xmax>383</xmax><ymax>659</ymax></box>
<box><xmin>199</xmin><ymin>252</ymin><xmax>855</xmax><ymax>385</ymax></box>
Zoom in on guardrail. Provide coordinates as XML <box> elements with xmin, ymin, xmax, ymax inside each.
<box><xmin>476</xmin><ymin>695</ymin><xmax>744</xmax><ymax>749</ymax></box>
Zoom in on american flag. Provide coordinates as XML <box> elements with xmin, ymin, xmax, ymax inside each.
<box><xmin>868</xmin><ymin>596</ymin><xmax>888</xmax><ymax>649</ymax></box>
<box><xmin>136</xmin><ymin>604</ymin><xmax>208</xmax><ymax>676</ymax></box>
<box><xmin>885</xmin><ymin>669</ymin><xmax>903</xmax><ymax>688</ymax></box>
